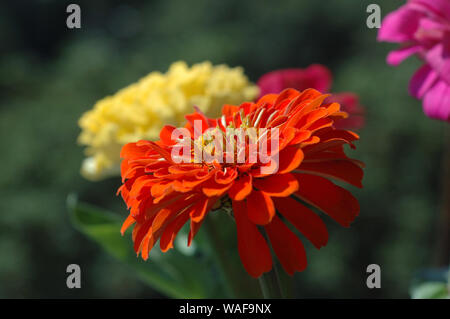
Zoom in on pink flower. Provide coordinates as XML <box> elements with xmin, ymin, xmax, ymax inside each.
<box><xmin>378</xmin><ymin>0</ymin><xmax>450</xmax><ymax>122</ymax></box>
<box><xmin>257</xmin><ymin>65</ymin><xmax>365</xmax><ymax>130</ymax></box>
<box><xmin>257</xmin><ymin>65</ymin><xmax>332</xmax><ymax>96</ymax></box>
<box><xmin>325</xmin><ymin>93</ymin><xmax>365</xmax><ymax>130</ymax></box>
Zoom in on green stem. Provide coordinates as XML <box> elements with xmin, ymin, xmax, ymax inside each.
<box><xmin>203</xmin><ymin>216</ymin><xmax>239</xmax><ymax>298</ymax></box>
<box><xmin>258</xmin><ymin>228</ymin><xmax>287</xmax><ymax>299</ymax></box>
<box><xmin>273</xmin><ymin>260</ymin><xmax>287</xmax><ymax>298</ymax></box>
<box><xmin>258</xmin><ymin>267</ymin><xmax>284</xmax><ymax>299</ymax></box>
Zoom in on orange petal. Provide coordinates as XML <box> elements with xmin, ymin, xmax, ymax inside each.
<box><xmin>306</xmin><ymin>117</ymin><xmax>334</xmax><ymax>133</ymax></box>
<box><xmin>253</xmin><ymin>173</ymin><xmax>299</xmax><ymax>197</ymax></box>
<box><xmin>147</xmin><ymin>141</ymin><xmax>175</xmax><ymax>163</ymax></box>
<box><xmin>188</xmin><ymin>197</ymin><xmax>219</xmax><ymax>245</ymax></box>
<box><xmin>133</xmin><ymin>217</ymin><xmax>155</xmax><ymax>256</ymax></box>
<box><xmin>120</xmin><ymin>215</ymin><xmax>135</xmax><ymax>235</ymax></box>
<box><xmin>151</xmin><ymin>181</ymin><xmax>174</xmax><ymax>198</ymax></box>
<box><xmin>296</xmin><ymin>160</ymin><xmax>363</xmax><ymax>188</ymax></box>
<box><xmin>228</xmin><ymin>174</ymin><xmax>252</xmax><ymax>201</ymax></box>
<box><xmin>278</xmin><ymin>146</ymin><xmax>304</xmax><ymax>174</ymax></box>
<box><xmin>120</xmin><ymin>142</ymin><xmax>150</xmax><ymax>159</ymax></box>
<box><xmin>297</xmin><ymin>88</ymin><xmax>324</xmax><ymax>104</ymax></box>
<box><xmin>293</xmin><ymin>173</ymin><xmax>359</xmax><ymax>227</ymax></box>
<box><xmin>222</xmin><ymin>104</ymin><xmax>240</xmax><ymax>117</ymax></box>
<box><xmin>303</xmin><ymin>138</ymin><xmax>352</xmax><ymax>155</ymax></box>
<box><xmin>141</xmin><ymin>223</ymin><xmax>166</xmax><ymax>260</ymax></box>
<box><xmin>326</xmin><ymin>102</ymin><xmax>341</xmax><ymax>115</ymax></box>
<box><xmin>319</xmin><ymin>129</ymin><xmax>359</xmax><ymax>142</ymax></box>
<box><xmin>153</xmin><ymin>195</ymin><xmax>199</xmax><ymax>230</ymax></box>
<box><xmin>189</xmin><ymin>197</ymin><xmax>210</xmax><ymax>223</ymax></box>
<box><xmin>201</xmin><ymin>178</ymin><xmax>233</xmax><ymax>197</ymax></box>
<box><xmin>289</xmin><ymin>130</ymin><xmax>311</xmax><ymax>145</ymax></box>
<box><xmin>273</xmin><ymin>197</ymin><xmax>328</xmax><ymax>249</ymax></box>
<box><xmin>274</xmin><ymin>88</ymin><xmax>300</xmax><ymax>108</ymax></box>
<box><xmin>287</xmin><ymin>92</ymin><xmax>328</xmax><ymax>123</ymax></box>
<box><xmin>185</xmin><ymin>112</ymin><xmax>209</xmax><ymax>134</ymax></box>
<box><xmin>292</xmin><ymin>107</ymin><xmax>328</xmax><ymax>130</ymax></box>
<box><xmin>233</xmin><ymin>200</ymin><xmax>272</xmax><ymax>278</ymax></box>
<box><xmin>215</xmin><ymin>168</ymin><xmax>238</xmax><ymax>184</ymax></box>
<box><xmin>256</xmin><ymin>94</ymin><xmax>278</xmax><ymax>106</ymax></box>
<box><xmin>159</xmin><ymin>125</ymin><xmax>177</xmax><ymax>145</ymax></box>
<box><xmin>246</xmin><ymin>191</ymin><xmax>275</xmax><ymax>225</ymax></box>
<box><xmin>159</xmin><ymin>210</ymin><xmax>190</xmax><ymax>252</ymax></box>
<box><xmin>265</xmin><ymin>215</ymin><xmax>307</xmax><ymax>275</ymax></box>
<box><xmin>188</xmin><ymin>218</ymin><xmax>204</xmax><ymax>247</ymax></box>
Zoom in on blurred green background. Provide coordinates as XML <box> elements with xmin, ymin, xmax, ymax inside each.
<box><xmin>0</xmin><ymin>0</ymin><xmax>447</xmax><ymax>298</ymax></box>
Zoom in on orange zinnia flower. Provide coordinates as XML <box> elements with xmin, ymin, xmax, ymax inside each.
<box><xmin>118</xmin><ymin>88</ymin><xmax>364</xmax><ymax>278</ymax></box>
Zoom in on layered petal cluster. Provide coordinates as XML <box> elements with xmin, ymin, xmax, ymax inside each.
<box><xmin>257</xmin><ymin>65</ymin><xmax>365</xmax><ymax>130</ymax></box>
<box><xmin>78</xmin><ymin>61</ymin><xmax>259</xmax><ymax>180</ymax></box>
<box><xmin>378</xmin><ymin>0</ymin><xmax>450</xmax><ymax>121</ymax></box>
<box><xmin>119</xmin><ymin>88</ymin><xmax>364</xmax><ymax>278</ymax></box>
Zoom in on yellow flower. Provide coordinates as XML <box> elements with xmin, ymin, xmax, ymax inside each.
<box><xmin>78</xmin><ymin>61</ymin><xmax>259</xmax><ymax>180</ymax></box>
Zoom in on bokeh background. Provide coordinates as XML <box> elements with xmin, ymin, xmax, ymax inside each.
<box><xmin>0</xmin><ymin>0</ymin><xmax>448</xmax><ymax>298</ymax></box>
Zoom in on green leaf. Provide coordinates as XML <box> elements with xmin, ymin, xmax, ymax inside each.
<box><xmin>411</xmin><ymin>282</ymin><xmax>449</xmax><ymax>299</ymax></box>
<box><xmin>410</xmin><ymin>267</ymin><xmax>449</xmax><ymax>299</ymax></box>
<box><xmin>67</xmin><ymin>194</ymin><xmax>225</xmax><ymax>298</ymax></box>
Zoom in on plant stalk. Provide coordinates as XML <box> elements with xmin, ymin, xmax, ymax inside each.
<box><xmin>203</xmin><ymin>215</ymin><xmax>240</xmax><ymax>298</ymax></box>
<box><xmin>258</xmin><ymin>266</ymin><xmax>284</xmax><ymax>299</ymax></box>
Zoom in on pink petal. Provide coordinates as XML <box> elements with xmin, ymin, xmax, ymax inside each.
<box><xmin>257</xmin><ymin>71</ymin><xmax>288</xmax><ymax>96</ymax></box>
<box><xmin>413</xmin><ymin>18</ymin><xmax>447</xmax><ymax>47</ymax></box>
<box><xmin>334</xmin><ymin>116</ymin><xmax>365</xmax><ymax>131</ymax></box>
<box><xmin>411</xmin><ymin>0</ymin><xmax>450</xmax><ymax>21</ymax></box>
<box><xmin>422</xmin><ymin>79</ymin><xmax>450</xmax><ymax>121</ymax></box>
<box><xmin>303</xmin><ymin>64</ymin><xmax>333</xmax><ymax>92</ymax></box>
<box><xmin>328</xmin><ymin>93</ymin><xmax>364</xmax><ymax>115</ymax></box>
<box><xmin>409</xmin><ymin>64</ymin><xmax>439</xmax><ymax>99</ymax></box>
<box><xmin>326</xmin><ymin>93</ymin><xmax>365</xmax><ymax>130</ymax></box>
<box><xmin>387</xmin><ymin>45</ymin><xmax>421</xmax><ymax>65</ymax></box>
<box><xmin>417</xmin><ymin>17</ymin><xmax>448</xmax><ymax>35</ymax></box>
<box><xmin>425</xmin><ymin>41</ymin><xmax>450</xmax><ymax>84</ymax></box>
<box><xmin>257</xmin><ymin>64</ymin><xmax>332</xmax><ymax>97</ymax></box>
<box><xmin>417</xmin><ymin>17</ymin><xmax>448</xmax><ymax>31</ymax></box>
<box><xmin>378</xmin><ymin>7</ymin><xmax>423</xmax><ymax>43</ymax></box>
